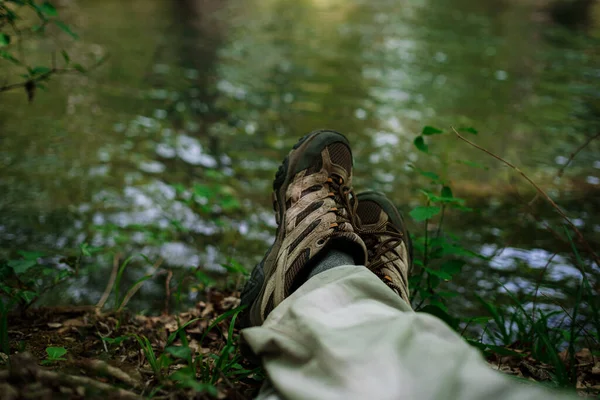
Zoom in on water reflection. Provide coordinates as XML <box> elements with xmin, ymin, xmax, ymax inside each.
<box><xmin>0</xmin><ymin>0</ymin><xmax>598</xmax><ymax>313</ymax></box>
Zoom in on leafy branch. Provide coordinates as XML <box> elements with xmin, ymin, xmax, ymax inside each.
<box><xmin>0</xmin><ymin>0</ymin><xmax>105</xmax><ymax>100</ymax></box>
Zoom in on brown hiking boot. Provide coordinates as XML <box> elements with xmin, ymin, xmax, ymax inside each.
<box><xmin>355</xmin><ymin>191</ymin><xmax>412</xmax><ymax>306</ymax></box>
<box><xmin>240</xmin><ymin>130</ymin><xmax>368</xmax><ymax>327</ymax></box>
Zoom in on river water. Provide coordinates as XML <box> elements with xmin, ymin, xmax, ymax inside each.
<box><xmin>1</xmin><ymin>0</ymin><xmax>599</xmax><ymax>315</ymax></box>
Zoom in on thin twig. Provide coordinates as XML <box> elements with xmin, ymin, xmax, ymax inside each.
<box><xmin>117</xmin><ymin>258</ymin><xmax>164</xmax><ymax>312</ymax></box>
<box><xmin>164</xmin><ymin>269</ymin><xmax>173</xmax><ymax>316</ymax></box>
<box><xmin>435</xmin><ymin>205</ymin><xmax>446</xmax><ymax>239</ymax></box>
<box><xmin>0</xmin><ymin>56</ymin><xmax>109</xmax><ymax>94</ymax></box>
<box><xmin>557</xmin><ymin>132</ymin><xmax>600</xmax><ymax>179</ymax></box>
<box><xmin>0</xmin><ymin>68</ymin><xmax>66</xmax><ymax>93</ymax></box>
<box><xmin>96</xmin><ymin>253</ymin><xmax>120</xmax><ymax>311</ymax></box>
<box><xmin>529</xmin><ymin>131</ymin><xmax>600</xmax><ymax>206</ymax></box>
<box><xmin>218</xmin><ymin>369</ymin><xmax>242</xmax><ymax>398</ymax></box>
<box><xmin>452</xmin><ymin>127</ymin><xmax>600</xmax><ymax>270</ymax></box>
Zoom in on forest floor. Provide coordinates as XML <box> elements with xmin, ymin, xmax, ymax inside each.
<box><xmin>1</xmin><ymin>288</ymin><xmax>599</xmax><ymax>399</ymax></box>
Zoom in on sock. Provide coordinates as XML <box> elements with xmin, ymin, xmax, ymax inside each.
<box><xmin>308</xmin><ymin>248</ymin><xmax>355</xmax><ymax>279</ymax></box>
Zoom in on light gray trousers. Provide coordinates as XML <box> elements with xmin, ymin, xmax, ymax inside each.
<box><xmin>242</xmin><ymin>265</ymin><xmax>575</xmax><ymax>400</ymax></box>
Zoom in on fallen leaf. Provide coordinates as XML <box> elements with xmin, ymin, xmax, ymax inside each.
<box><xmin>201</xmin><ymin>303</ymin><xmax>214</xmax><ymax>318</ymax></box>
<box><xmin>576</xmin><ymin>348</ymin><xmax>593</xmax><ymax>364</ymax></box>
<box><xmin>221</xmin><ymin>296</ymin><xmax>240</xmax><ymax>310</ymax></box>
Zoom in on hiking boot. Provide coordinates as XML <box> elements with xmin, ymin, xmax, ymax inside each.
<box><xmin>355</xmin><ymin>191</ymin><xmax>413</xmax><ymax>306</ymax></box>
<box><xmin>240</xmin><ymin>130</ymin><xmax>368</xmax><ymax>327</ymax></box>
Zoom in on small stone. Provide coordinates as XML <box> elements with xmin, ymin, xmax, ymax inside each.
<box><xmin>47</xmin><ymin>322</ymin><xmax>62</xmax><ymax>329</ymax></box>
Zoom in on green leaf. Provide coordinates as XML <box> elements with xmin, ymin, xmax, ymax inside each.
<box><xmin>46</xmin><ymin>346</ymin><xmax>67</xmax><ymax>359</ymax></box>
<box><xmin>30</xmin><ymin>66</ymin><xmax>52</xmax><ymax>76</ymax></box>
<box><xmin>101</xmin><ymin>336</ymin><xmax>127</xmax><ymax>345</ymax></box>
<box><xmin>72</xmin><ymin>63</ymin><xmax>86</xmax><ymax>73</ymax></box>
<box><xmin>166</xmin><ymin>318</ymin><xmax>201</xmax><ymax>346</ymax></box>
<box><xmin>0</xmin><ymin>50</ymin><xmax>21</xmax><ymax>65</ymax></box>
<box><xmin>419</xmin><ymin>189</ymin><xmax>464</xmax><ymax>205</ymax></box>
<box><xmin>422</xmin><ymin>126</ymin><xmax>443</xmax><ymax>135</ymax></box>
<box><xmin>455</xmin><ymin>159</ymin><xmax>489</xmax><ymax>170</ymax></box>
<box><xmin>53</xmin><ymin>20</ymin><xmax>79</xmax><ymax>39</ymax></box>
<box><xmin>79</xmin><ymin>242</ymin><xmax>91</xmax><ymax>256</ymax></box>
<box><xmin>221</xmin><ymin>259</ymin><xmax>247</xmax><ymax>275</ymax></box>
<box><xmin>19</xmin><ymin>290</ymin><xmax>37</xmax><ymax>303</ymax></box>
<box><xmin>165</xmin><ymin>346</ymin><xmax>192</xmax><ymax>360</ymax></box>
<box><xmin>424</xmin><ymin>267</ymin><xmax>452</xmax><ymax>281</ymax></box>
<box><xmin>0</xmin><ymin>34</ymin><xmax>10</xmax><ymax>47</ymax></box>
<box><xmin>220</xmin><ymin>195</ymin><xmax>241</xmax><ymax>211</ymax></box>
<box><xmin>17</xmin><ymin>250</ymin><xmax>45</xmax><ymax>260</ymax></box>
<box><xmin>8</xmin><ymin>259</ymin><xmax>37</xmax><ymax>274</ymax></box>
<box><xmin>411</xmin><ymin>167</ymin><xmax>441</xmax><ymax>182</ymax></box>
<box><xmin>458</xmin><ymin>127</ymin><xmax>478</xmax><ymax>135</ymax></box>
<box><xmin>409</xmin><ymin>206</ymin><xmax>441</xmax><ymax>222</ymax></box>
<box><xmin>170</xmin><ymin>368</ymin><xmax>218</xmax><ymax>394</ymax></box>
<box><xmin>61</xmin><ymin>50</ymin><xmax>70</xmax><ymax>64</ymax></box>
<box><xmin>420</xmin><ymin>304</ymin><xmax>458</xmax><ymax>330</ymax></box>
<box><xmin>193</xmin><ymin>183</ymin><xmax>214</xmax><ymax>199</ymax></box>
<box><xmin>413</xmin><ymin>136</ymin><xmax>428</xmax><ymax>153</ymax></box>
<box><xmin>437</xmin><ymin>291</ymin><xmax>459</xmax><ymax>298</ymax></box>
<box><xmin>441</xmin><ymin>186</ymin><xmax>453</xmax><ymax>199</ymax></box>
<box><xmin>429</xmin><ymin>299</ymin><xmax>448</xmax><ymax>312</ymax></box>
<box><xmin>439</xmin><ymin>243</ymin><xmax>477</xmax><ymax>258</ymax></box>
<box><xmin>40</xmin><ymin>2</ymin><xmax>58</xmax><ymax>16</ymax></box>
<box><xmin>440</xmin><ymin>259</ymin><xmax>465</xmax><ymax>276</ymax></box>
<box><xmin>467</xmin><ymin>316</ymin><xmax>493</xmax><ymax>325</ymax></box>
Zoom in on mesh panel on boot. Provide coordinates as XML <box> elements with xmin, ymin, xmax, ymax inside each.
<box><xmin>284</xmin><ymin>248</ymin><xmax>310</xmax><ymax>294</ymax></box>
<box><xmin>357</xmin><ymin>200</ymin><xmax>382</xmax><ymax>224</ymax></box>
<box><xmin>327</xmin><ymin>142</ymin><xmax>353</xmax><ymax>174</ymax></box>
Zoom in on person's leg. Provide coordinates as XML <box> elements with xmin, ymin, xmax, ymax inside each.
<box><xmin>244</xmin><ymin>265</ymin><xmax>574</xmax><ymax>400</ymax></box>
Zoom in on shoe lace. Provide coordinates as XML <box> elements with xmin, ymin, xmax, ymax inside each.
<box><xmin>357</xmin><ymin>218</ymin><xmax>407</xmax><ymax>294</ymax></box>
<box><xmin>323</xmin><ymin>174</ymin><xmax>361</xmax><ymax>231</ymax></box>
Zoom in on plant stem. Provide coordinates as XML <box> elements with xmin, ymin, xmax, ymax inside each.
<box><xmin>452</xmin><ymin>127</ymin><xmax>600</xmax><ymax>270</ymax></box>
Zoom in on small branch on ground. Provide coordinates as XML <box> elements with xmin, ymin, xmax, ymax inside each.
<box><xmin>74</xmin><ymin>359</ymin><xmax>141</xmax><ymax>389</ymax></box>
<box><xmin>37</xmin><ymin>369</ymin><xmax>142</xmax><ymax>399</ymax></box>
<box><xmin>6</xmin><ymin>353</ymin><xmax>142</xmax><ymax>399</ymax></box>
